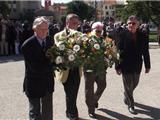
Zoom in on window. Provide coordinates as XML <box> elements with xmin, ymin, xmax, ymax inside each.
<box><xmin>106</xmin><ymin>11</ymin><xmax>109</xmax><ymax>15</ymax></box>
<box><xmin>109</xmin><ymin>6</ymin><xmax>113</xmax><ymax>9</ymax></box>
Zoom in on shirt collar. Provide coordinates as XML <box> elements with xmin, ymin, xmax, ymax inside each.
<box><xmin>35</xmin><ymin>35</ymin><xmax>46</xmax><ymax>46</ymax></box>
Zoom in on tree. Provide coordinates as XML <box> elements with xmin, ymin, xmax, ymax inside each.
<box><xmin>67</xmin><ymin>1</ymin><xmax>95</xmax><ymax>20</ymax></box>
<box><xmin>19</xmin><ymin>11</ymin><xmax>34</xmax><ymax>23</ymax></box>
<box><xmin>115</xmin><ymin>1</ymin><xmax>160</xmax><ymax>26</ymax></box>
<box><xmin>148</xmin><ymin>1</ymin><xmax>160</xmax><ymax>26</ymax></box>
<box><xmin>0</xmin><ymin>1</ymin><xmax>9</xmax><ymax>19</ymax></box>
<box><xmin>115</xmin><ymin>4</ymin><xmax>128</xmax><ymax>22</ymax></box>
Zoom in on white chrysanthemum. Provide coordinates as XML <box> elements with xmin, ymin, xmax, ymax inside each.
<box><xmin>91</xmin><ymin>37</ymin><xmax>97</xmax><ymax>43</ymax></box>
<box><xmin>81</xmin><ymin>35</ymin><xmax>88</xmax><ymax>41</ymax></box>
<box><xmin>94</xmin><ymin>43</ymin><xmax>100</xmax><ymax>50</ymax></box>
<box><xmin>117</xmin><ymin>53</ymin><xmax>120</xmax><ymax>60</ymax></box>
<box><xmin>73</xmin><ymin>45</ymin><xmax>80</xmax><ymax>52</ymax></box>
<box><xmin>68</xmin><ymin>54</ymin><xmax>75</xmax><ymax>61</ymax></box>
<box><xmin>57</xmin><ymin>41</ymin><xmax>64</xmax><ymax>46</ymax></box>
<box><xmin>58</xmin><ymin>44</ymin><xmax>65</xmax><ymax>51</ymax></box>
<box><xmin>109</xmin><ymin>55</ymin><xmax>112</xmax><ymax>59</ymax></box>
<box><xmin>55</xmin><ymin>56</ymin><xmax>63</xmax><ymax>64</ymax></box>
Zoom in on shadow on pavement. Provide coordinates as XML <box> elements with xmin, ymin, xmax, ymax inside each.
<box><xmin>78</xmin><ymin>113</ymin><xmax>113</xmax><ymax>120</ymax></box>
<box><xmin>0</xmin><ymin>55</ymin><xmax>24</xmax><ymax>63</ymax></box>
<box><xmin>95</xmin><ymin>113</ymin><xmax>113</xmax><ymax>120</ymax></box>
<box><xmin>98</xmin><ymin>102</ymin><xmax>160</xmax><ymax>120</ymax></box>
<box><xmin>98</xmin><ymin>108</ymin><xmax>133</xmax><ymax>120</ymax></box>
<box><xmin>134</xmin><ymin>102</ymin><xmax>160</xmax><ymax>120</ymax></box>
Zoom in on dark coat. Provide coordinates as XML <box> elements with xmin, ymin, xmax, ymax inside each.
<box><xmin>116</xmin><ymin>29</ymin><xmax>151</xmax><ymax>74</ymax></box>
<box><xmin>0</xmin><ymin>23</ymin><xmax>10</xmax><ymax>42</ymax></box>
<box><xmin>21</xmin><ymin>35</ymin><xmax>54</xmax><ymax>98</ymax></box>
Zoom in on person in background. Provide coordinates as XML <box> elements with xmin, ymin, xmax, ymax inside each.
<box><xmin>19</xmin><ymin>21</ymin><xmax>34</xmax><ymax>53</ymax></box>
<box><xmin>81</xmin><ymin>19</ymin><xmax>91</xmax><ymax>34</ymax></box>
<box><xmin>14</xmin><ymin>21</ymin><xmax>23</xmax><ymax>55</ymax></box>
<box><xmin>157</xmin><ymin>26</ymin><xmax>160</xmax><ymax>45</ymax></box>
<box><xmin>54</xmin><ymin>13</ymin><xmax>81</xmax><ymax>120</ymax></box>
<box><xmin>7</xmin><ymin>20</ymin><xmax>17</xmax><ymax>55</ymax></box>
<box><xmin>83</xmin><ymin>22</ymin><xmax>106</xmax><ymax>118</ymax></box>
<box><xmin>115</xmin><ymin>15</ymin><xmax>151</xmax><ymax>115</ymax></box>
<box><xmin>21</xmin><ymin>16</ymin><xmax>55</xmax><ymax>120</ymax></box>
<box><xmin>105</xmin><ymin>17</ymin><xmax>117</xmax><ymax>40</ymax></box>
<box><xmin>0</xmin><ymin>19</ymin><xmax>9</xmax><ymax>56</ymax></box>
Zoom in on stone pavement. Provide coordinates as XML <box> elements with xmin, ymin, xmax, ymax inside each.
<box><xmin>0</xmin><ymin>47</ymin><xmax>160</xmax><ymax>120</ymax></box>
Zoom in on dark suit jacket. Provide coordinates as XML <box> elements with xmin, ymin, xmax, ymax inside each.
<box><xmin>116</xmin><ymin>29</ymin><xmax>151</xmax><ymax>74</ymax></box>
<box><xmin>21</xmin><ymin>35</ymin><xmax>54</xmax><ymax>98</ymax></box>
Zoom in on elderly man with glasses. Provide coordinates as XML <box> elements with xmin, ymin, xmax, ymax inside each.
<box><xmin>115</xmin><ymin>15</ymin><xmax>151</xmax><ymax>114</ymax></box>
<box><xmin>83</xmin><ymin>22</ymin><xmax>107</xmax><ymax>118</ymax></box>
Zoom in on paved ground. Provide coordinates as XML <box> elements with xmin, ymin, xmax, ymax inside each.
<box><xmin>0</xmin><ymin>45</ymin><xmax>160</xmax><ymax>120</ymax></box>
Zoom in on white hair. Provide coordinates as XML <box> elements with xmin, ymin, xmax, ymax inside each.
<box><xmin>91</xmin><ymin>22</ymin><xmax>104</xmax><ymax>29</ymax></box>
<box><xmin>32</xmin><ymin>16</ymin><xmax>49</xmax><ymax>29</ymax></box>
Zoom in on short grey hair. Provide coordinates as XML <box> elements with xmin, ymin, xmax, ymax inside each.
<box><xmin>91</xmin><ymin>22</ymin><xmax>104</xmax><ymax>30</ymax></box>
<box><xmin>32</xmin><ymin>16</ymin><xmax>49</xmax><ymax>29</ymax></box>
<box><xmin>127</xmin><ymin>15</ymin><xmax>139</xmax><ymax>22</ymax></box>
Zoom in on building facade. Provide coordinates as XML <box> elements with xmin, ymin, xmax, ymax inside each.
<box><xmin>49</xmin><ymin>3</ymin><xmax>68</xmax><ymax>22</ymax></box>
<box><xmin>7</xmin><ymin>1</ymin><xmax>41</xmax><ymax>20</ymax></box>
<box><xmin>82</xmin><ymin>0</ymin><xmax>116</xmax><ymax>21</ymax></box>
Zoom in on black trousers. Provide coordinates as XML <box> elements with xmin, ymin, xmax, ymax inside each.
<box><xmin>122</xmin><ymin>73</ymin><xmax>140</xmax><ymax>108</ymax></box>
<box><xmin>63</xmin><ymin>68</ymin><xmax>80</xmax><ymax>117</ymax></box>
<box><xmin>28</xmin><ymin>93</ymin><xmax>53</xmax><ymax>120</ymax></box>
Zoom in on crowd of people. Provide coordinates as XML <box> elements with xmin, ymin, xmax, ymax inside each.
<box><xmin>0</xmin><ymin>14</ymin><xmax>151</xmax><ymax>56</ymax></box>
<box><xmin>2</xmin><ymin>13</ymin><xmax>151</xmax><ymax>120</ymax></box>
<box><xmin>0</xmin><ymin>19</ymin><xmax>33</xmax><ymax>56</ymax></box>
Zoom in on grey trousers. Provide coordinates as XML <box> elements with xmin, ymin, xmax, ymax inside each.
<box><xmin>84</xmin><ymin>71</ymin><xmax>106</xmax><ymax>113</ymax></box>
<box><xmin>122</xmin><ymin>73</ymin><xmax>140</xmax><ymax>108</ymax></box>
<box><xmin>28</xmin><ymin>93</ymin><xmax>53</xmax><ymax>120</ymax></box>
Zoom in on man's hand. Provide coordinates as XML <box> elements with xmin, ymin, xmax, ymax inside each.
<box><xmin>116</xmin><ymin>69</ymin><xmax>122</xmax><ymax>75</ymax></box>
<box><xmin>145</xmin><ymin>68</ymin><xmax>150</xmax><ymax>73</ymax></box>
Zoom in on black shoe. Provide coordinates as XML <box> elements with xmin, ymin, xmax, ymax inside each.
<box><xmin>128</xmin><ymin>107</ymin><xmax>138</xmax><ymax>115</ymax></box>
<box><xmin>70</xmin><ymin>117</ymin><xmax>79</xmax><ymax>120</ymax></box>
<box><xmin>95</xmin><ymin>102</ymin><xmax>99</xmax><ymax>108</ymax></box>
<box><xmin>66</xmin><ymin>113</ymin><xmax>79</xmax><ymax>120</ymax></box>
<box><xmin>88</xmin><ymin>112</ymin><xmax>97</xmax><ymax>118</ymax></box>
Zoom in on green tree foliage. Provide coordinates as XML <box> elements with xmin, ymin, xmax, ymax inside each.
<box><xmin>148</xmin><ymin>1</ymin><xmax>160</xmax><ymax>26</ymax></box>
<box><xmin>115</xmin><ymin>1</ymin><xmax>160</xmax><ymax>26</ymax></box>
<box><xmin>19</xmin><ymin>11</ymin><xmax>34</xmax><ymax>23</ymax></box>
<box><xmin>115</xmin><ymin>4</ymin><xmax>128</xmax><ymax>22</ymax></box>
<box><xmin>67</xmin><ymin>1</ymin><xmax>95</xmax><ymax>20</ymax></box>
<box><xmin>0</xmin><ymin>1</ymin><xmax>9</xmax><ymax>18</ymax></box>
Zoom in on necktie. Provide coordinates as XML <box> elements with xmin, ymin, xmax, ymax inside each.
<box><xmin>42</xmin><ymin>41</ymin><xmax>46</xmax><ymax>52</ymax></box>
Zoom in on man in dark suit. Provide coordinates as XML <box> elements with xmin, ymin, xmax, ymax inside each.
<box><xmin>21</xmin><ymin>16</ymin><xmax>54</xmax><ymax>120</ymax></box>
<box><xmin>115</xmin><ymin>15</ymin><xmax>151</xmax><ymax>115</ymax></box>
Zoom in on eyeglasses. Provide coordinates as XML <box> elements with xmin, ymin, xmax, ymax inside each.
<box><xmin>96</xmin><ymin>30</ymin><xmax>102</xmax><ymax>33</ymax></box>
<box><xmin>128</xmin><ymin>22</ymin><xmax>136</xmax><ymax>25</ymax></box>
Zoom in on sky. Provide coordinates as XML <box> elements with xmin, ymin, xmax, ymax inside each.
<box><xmin>41</xmin><ymin>0</ymin><xmax>126</xmax><ymax>6</ymax></box>
<box><xmin>41</xmin><ymin>0</ymin><xmax>72</xmax><ymax>6</ymax></box>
